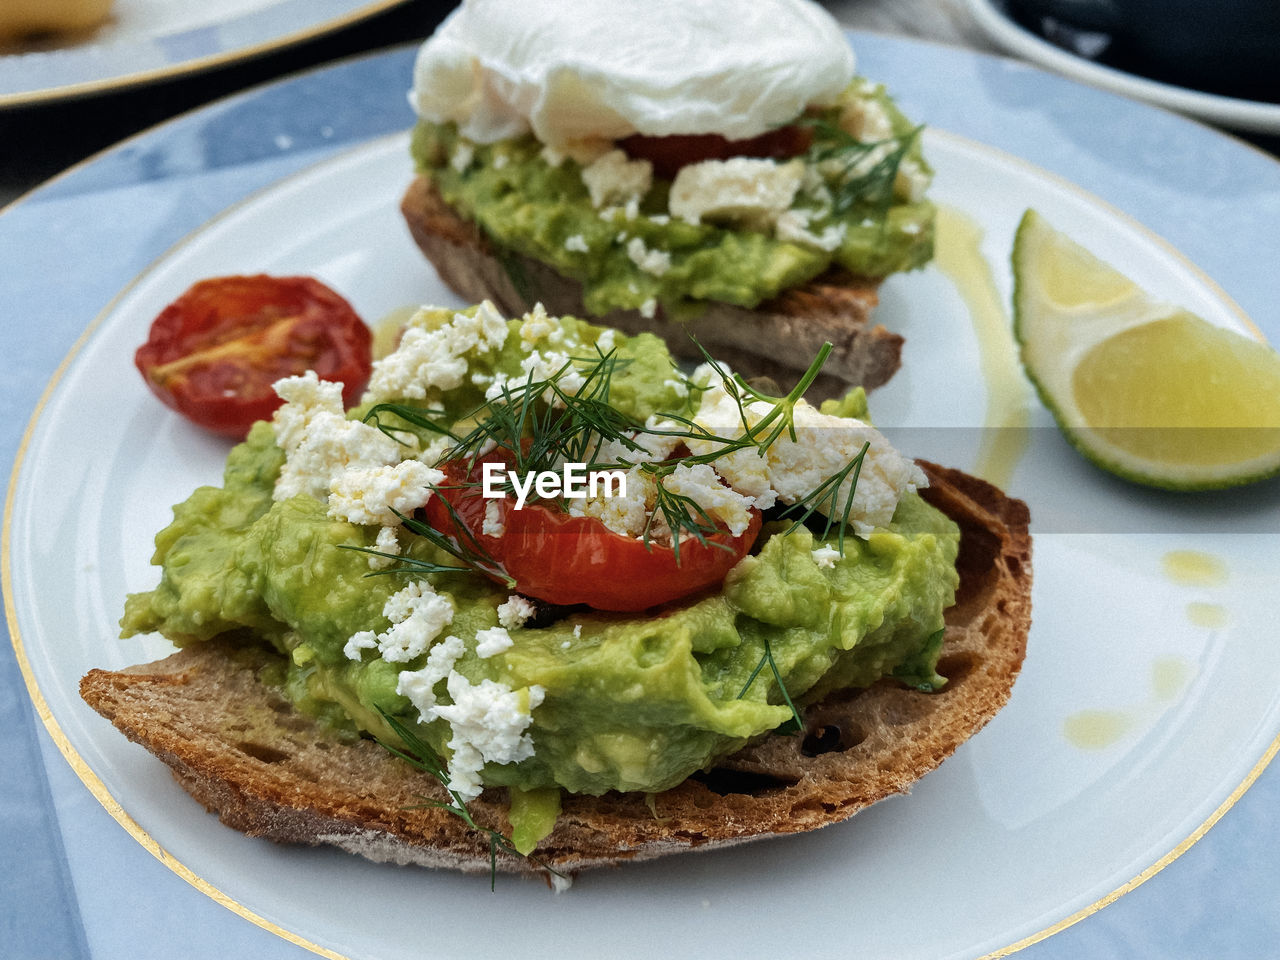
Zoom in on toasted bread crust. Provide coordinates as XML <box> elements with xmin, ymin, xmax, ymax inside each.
<box><xmin>399</xmin><ymin>175</ymin><xmax>904</xmax><ymax>399</ymax></box>
<box><xmin>80</xmin><ymin>462</ymin><xmax>1029</xmax><ymax>880</ymax></box>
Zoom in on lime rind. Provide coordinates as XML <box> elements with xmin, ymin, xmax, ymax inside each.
<box><xmin>1056</xmin><ymin>427</ymin><xmax>1280</xmax><ymax>491</ymax></box>
<box><xmin>1011</xmin><ymin>209</ymin><xmax>1280</xmax><ymax>491</ymax></box>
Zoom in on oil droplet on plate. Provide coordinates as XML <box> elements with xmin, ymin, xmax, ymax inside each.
<box><xmin>1151</xmin><ymin>656</ymin><xmax>1194</xmax><ymax>700</ymax></box>
<box><xmin>1063</xmin><ymin>709</ymin><xmax>1134</xmax><ymax>750</ymax></box>
<box><xmin>1185</xmin><ymin>602</ymin><xmax>1229</xmax><ymax>630</ymax></box>
<box><xmin>1161</xmin><ymin>550</ymin><xmax>1228</xmax><ymax>587</ymax></box>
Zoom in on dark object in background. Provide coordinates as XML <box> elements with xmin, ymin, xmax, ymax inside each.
<box><xmin>0</xmin><ymin>1</ymin><xmax>455</xmax><ymax>202</ymax></box>
<box><xmin>1009</xmin><ymin>0</ymin><xmax>1280</xmax><ymax>102</ymax></box>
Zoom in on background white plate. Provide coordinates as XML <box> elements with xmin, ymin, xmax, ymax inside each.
<box><xmin>8</xmin><ymin>128</ymin><xmax>1280</xmax><ymax>960</ymax></box>
<box><xmin>0</xmin><ymin>0</ymin><xmax>409</xmax><ymax>107</ymax></box>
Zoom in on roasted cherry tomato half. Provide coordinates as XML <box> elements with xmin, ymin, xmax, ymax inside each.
<box><xmin>134</xmin><ymin>274</ymin><xmax>372</xmax><ymax>438</ymax></box>
<box><xmin>620</xmin><ymin>125</ymin><xmax>813</xmax><ymax>180</ymax></box>
<box><xmin>425</xmin><ymin>452</ymin><xmax>762</xmax><ymax>612</ymax></box>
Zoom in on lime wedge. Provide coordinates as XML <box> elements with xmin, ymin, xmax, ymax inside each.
<box><xmin>1012</xmin><ymin>209</ymin><xmax>1280</xmax><ymax>490</ymax></box>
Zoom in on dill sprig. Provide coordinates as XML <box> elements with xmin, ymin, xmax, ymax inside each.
<box><xmin>737</xmin><ymin>636</ymin><xmax>805</xmax><ymax>733</ymax></box>
<box><xmin>797</xmin><ymin>115</ymin><xmax>921</xmax><ymax>219</ymax></box>
<box><xmin>394</xmin><ymin>505</ymin><xmax>515</xmax><ymax>588</ymax></box>
<box><xmin>620</xmin><ymin>339</ymin><xmax>843</xmax><ymax>553</ymax></box>
<box><xmin>448</xmin><ymin>346</ymin><xmax>647</xmax><ymax>484</ymax></box>
<box><xmin>375</xmin><ymin>707</ymin><xmax>565</xmax><ymax>890</ymax></box>
<box><xmin>338</xmin><ymin>544</ymin><xmax>471</xmax><ymax>579</ymax></box>
<box><xmin>776</xmin><ymin>441</ymin><xmax>871</xmax><ymax>554</ymax></box>
<box><xmin>356</xmin><ymin>335</ymin><xmax>870</xmax><ymax>568</ymax></box>
<box><xmin>362</xmin><ymin>401</ymin><xmax>459</xmax><ymax>446</ymax></box>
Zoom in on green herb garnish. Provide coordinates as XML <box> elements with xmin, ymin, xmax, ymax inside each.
<box><xmin>776</xmin><ymin>440</ymin><xmax>871</xmax><ymax>555</ymax></box>
<box><xmin>798</xmin><ymin>115</ymin><xmax>922</xmax><ymax>219</ymax></box>
<box><xmin>359</xmin><ymin>334</ymin><xmax>870</xmax><ymax>571</ymax></box>
<box><xmin>736</xmin><ymin>635</ymin><xmax>805</xmax><ymax>733</ymax></box>
<box><xmin>375</xmin><ymin>707</ymin><xmax>565</xmax><ymax>890</ymax></box>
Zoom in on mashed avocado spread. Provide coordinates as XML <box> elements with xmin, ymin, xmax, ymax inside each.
<box><xmin>412</xmin><ymin>79</ymin><xmax>934</xmax><ymax>319</ymax></box>
<box><xmin>121</xmin><ymin>305</ymin><xmax>958</xmax><ymax>843</ymax></box>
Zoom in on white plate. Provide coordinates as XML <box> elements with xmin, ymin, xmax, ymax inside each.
<box><xmin>0</xmin><ymin>0</ymin><xmax>409</xmax><ymax>107</ymax></box>
<box><xmin>8</xmin><ymin>128</ymin><xmax>1280</xmax><ymax>960</ymax></box>
<box><xmin>965</xmin><ymin>0</ymin><xmax>1280</xmax><ymax>134</ymax></box>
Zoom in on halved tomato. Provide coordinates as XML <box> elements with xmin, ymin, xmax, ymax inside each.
<box><xmin>134</xmin><ymin>274</ymin><xmax>372</xmax><ymax>437</ymax></box>
<box><xmin>424</xmin><ymin>451</ymin><xmax>761</xmax><ymax>612</ymax></box>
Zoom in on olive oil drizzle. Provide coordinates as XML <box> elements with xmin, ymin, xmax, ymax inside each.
<box><xmin>933</xmin><ymin>204</ymin><xmax>1033</xmax><ymax>489</ymax></box>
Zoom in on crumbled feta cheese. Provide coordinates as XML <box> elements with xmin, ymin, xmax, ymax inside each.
<box><xmin>564</xmin><ymin>233</ymin><xmax>590</xmax><ymax>253</ymax></box>
<box><xmin>416</xmin><ymin>434</ymin><xmax>453</xmax><ymax>467</ymax></box>
<box><xmin>272</xmin><ymin>371</ymin><xmax>403</xmax><ymax>502</ymax></box>
<box><xmin>800</xmin><ymin>164</ymin><xmax>835</xmax><ymax>208</ymax></box>
<box><xmin>483</xmin><ymin>372</ymin><xmax>511</xmax><ymax>401</ymax></box>
<box><xmin>433</xmin><ymin>675</ymin><xmax>545</xmax><ymax>800</ymax></box>
<box><xmin>812</xmin><ymin>544</ymin><xmax>841</xmax><ymax>568</ymax></box>
<box><xmin>482</xmin><ymin>499</ymin><xmax>506</xmax><ymax>537</ymax></box>
<box><xmin>363</xmin><ymin>301</ymin><xmax>509</xmax><ymax>402</ymax></box>
<box><xmin>520</xmin><ymin>349</ymin><xmax>586</xmax><ymax>402</ymax></box>
<box><xmin>845</xmin><ymin>141</ymin><xmax>896</xmax><ymax>180</ymax></box>
<box><xmin>474</xmin><ymin>626</ymin><xmax>514</xmax><ymax>659</ymax></box>
<box><xmin>625</xmin><ymin>236</ymin><xmax>670</xmax><ymax>277</ymax></box>
<box><xmin>669</xmin><ymin>157</ymin><xmax>803</xmax><ymax>229</ymax></box>
<box><xmin>368</xmin><ymin>525</ymin><xmax>402</xmax><ymax>570</ymax></box>
<box><xmin>492</xmin><ymin>152</ymin><xmax>509</xmax><ymax>170</ymax></box>
<box><xmin>518</xmin><ymin>302</ymin><xmax>562</xmax><ymax>350</ymax></box>
<box><xmin>496</xmin><ymin>595</ymin><xmax>536</xmax><ymax>629</ymax></box>
<box><xmin>570</xmin><ymin>464</ymin><xmax>651</xmax><ymax>538</ymax></box>
<box><xmin>395</xmin><ymin>633</ymin><xmax>466</xmax><ymax>713</ymax></box>
<box><xmin>585</xmin><ymin>428</ymin><xmax>680</xmax><ymax>475</ymax></box>
<box><xmin>895</xmin><ymin>157</ymin><xmax>931</xmax><ymax>203</ymax></box>
<box><xmin>343</xmin><ymin>630</ymin><xmax>378</xmax><ymax>661</ymax></box>
<box><xmin>271</xmin><ymin>370</ymin><xmax>344</xmax><ymax>451</ymax></box>
<box><xmin>776</xmin><ymin>209</ymin><xmax>847</xmax><ymax>252</ymax></box>
<box><xmin>451</xmin><ymin>140</ymin><xmax>476</xmax><ymax>172</ymax></box>
<box><xmin>346</xmin><ymin>580</ymin><xmax>455</xmax><ymax>663</ymax></box>
<box><xmin>639</xmin><ymin>297</ymin><xmax>657</xmax><ymax>319</ymax></box>
<box><xmin>581</xmin><ymin>149</ymin><xmax>652</xmax><ymax>209</ymax></box>
<box><xmin>595</xmin><ymin>328</ymin><xmax>617</xmax><ymax>354</ymax></box>
<box><xmin>659</xmin><ymin>462</ymin><xmax>755</xmax><ymax>537</ymax></box>
<box><xmin>328</xmin><ymin>460</ymin><xmax>443</xmax><ymax>526</ymax></box>
<box><xmin>688</xmin><ymin>367</ymin><xmax>927</xmax><ymax>536</ymax></box>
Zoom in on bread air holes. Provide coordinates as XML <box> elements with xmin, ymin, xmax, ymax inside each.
<box><xmin>688</xmin><ymin>768</ymin><xmax>797</xmax><ymax>797</ymax></box>
<box><xmin>800</xmin><ymin>721</ymin><xmax>866</xmax><ymax>757</ymax></box>
<box><xmin>236</xmin><ymin>741</ymin><xmax>292</xmax><ymax>764</ymax></box>
<box><xmin>936</xmin><ymin>651</ymin><xmax>981</xmax><ymax>687</ymax></box>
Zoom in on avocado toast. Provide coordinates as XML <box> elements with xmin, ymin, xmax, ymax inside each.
<box><xmin>399</xmin><ymin>0</ymin><xmax>933</xmax><ymax>399</ymax></box>
<box><xmin>81</xmin><ymin>304</ymin><xmax>1030</xmax><ymax>880</ymax></box>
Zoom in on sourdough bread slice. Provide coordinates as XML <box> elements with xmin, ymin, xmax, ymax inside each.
<box><xmin>80</xmin><ymin>461</ymin><xmax>1030</xmax><ymax>881</ymax></box>
<box><xmin>400</xmin><ymin>175</ymin><xmax>904</xmax><ymax>400</ymax></box>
